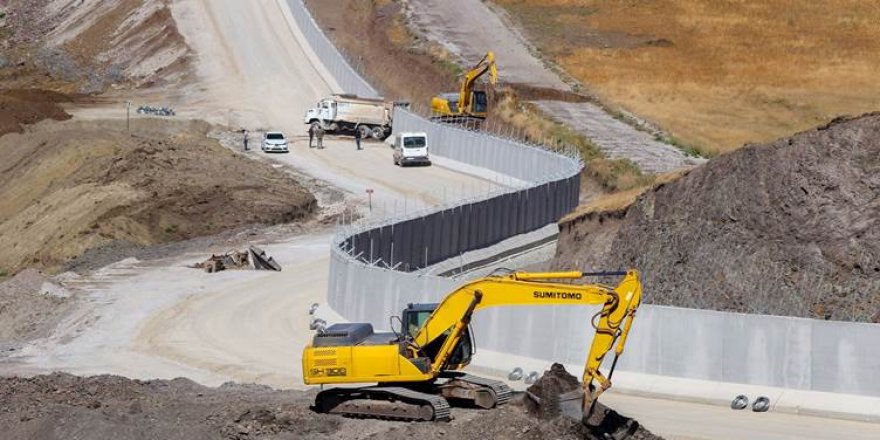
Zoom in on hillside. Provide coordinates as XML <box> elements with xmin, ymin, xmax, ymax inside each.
<box><xmin>1</xmin><ymin>0</ymin><xmax>190</xmax><ymax>93</ymax></box>
<box><xmin>493</xmin><ymin>0</ymin><xmax>880</xmax><ymax>156</ymax></box>
<box><xmin>0</xmin><ymin>119</ymin><xmax>316</xmax><ymax>275</ymax></box>
<box><xmin>554</xmin><ymin>114</ymin><xmax>880</xmax><ymax>322</ymax></box>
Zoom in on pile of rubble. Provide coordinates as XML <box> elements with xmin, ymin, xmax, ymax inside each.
<box><xmin>192</xmin><ymin>246</ymin><xmax>281</xmax><ymax>273</ymax></box>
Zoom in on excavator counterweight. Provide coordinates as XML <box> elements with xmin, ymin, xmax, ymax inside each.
<box><xmin>302</xmin><ymin>270</ymin><xmax>642</xmax><ymax>422</ymax></box>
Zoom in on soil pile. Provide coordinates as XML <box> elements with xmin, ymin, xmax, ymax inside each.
<box><xmin>0</xmin><ymin>370</ymin><xmax>663</xmax><ymax>440</ymax></box>
<box><xmin>0</xmin><ymin>119</ymin><xmax>316</xmax><ymax>274</ymax></box>
<box><xmin>0</xmin><ymin>373</ymin><xmax>340</xmax><ymax>440</ymax></box>
<box><xmin>0</xmin><ymin>89</ymin><xmax>72</xmax><ymax>137</ymax></box>
<box><xmin>524</xmin><ymin>362</ymin><xmax>581</xmax><ymax>419</ymax></box>
<box><xmin>555</xmin><ymin>114</ymin><xmax>880</xmax><ymax>322</ymax></box>
<box><xmin>374</xmin><ymin>364</ymin><xmax>663</xmax><ymax>439</ymax></box>
<box><xmin>0</xmin><ymin>269</ymin><xmax>74</xmax><ymax>348</ymax></box>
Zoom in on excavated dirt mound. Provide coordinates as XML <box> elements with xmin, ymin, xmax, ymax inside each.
<box><xmin>555</xmin><ymin>114</ymin><xmax>880</xmax><ymax>322</ymax></box>
<box><xmin>377</xmin><ymin>364</ymin><xmax>662</xmax><ymax>440</ymax></box>
<box><xmin>0</xmin><ymin>369</ymin><xmax>663</xmax><ymax>440</ymax></box>
<box><xmin>0</xmin><ymin>373</ymin><xmax>340</xmax><ymax>440</ymax></box>
<box><xmin>0</xmin><ymin>269</ymin><xmax>74</xmax><ymax>349</ymax></box>
<box><xmin>0</xmin><ymin>89</ymin><xmax>72</xmax><ymax>137</ymax></box>
<box><xmin>0</xmin><ymin>118</ymin><xmax>316</xmax><ymax>274</ymax></box>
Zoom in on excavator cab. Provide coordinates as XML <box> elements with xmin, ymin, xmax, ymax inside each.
<box><xmin>471</xmin><ymin>91</ymin><xmax>489</xmax><ymax>116</ymax></box>
<box><xmin>402</xmin><ymin>303</ymin><xmax>475</xmax><ymax>369</ymax></box>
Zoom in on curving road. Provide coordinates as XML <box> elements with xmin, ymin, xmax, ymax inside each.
<box><xmin>9</xmin><ymin>0</ymin><xmax>501</xmax><ymax>388</ymax></box>
<box><xmin>6</xmin><ymin>1</ymin><xmax>876</xmax><ymax>439</ymax></box>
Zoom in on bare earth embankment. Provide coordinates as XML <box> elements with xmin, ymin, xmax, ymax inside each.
<box><xmin>0</xmin><ymin>367</ymin><xmax>664</xmax><ymax>440</ymax></box>
<box><xmin>0</xmin><ymin>119</ymin><xmax>316</xmax><ymax>275</ymax></box>
<box><xmin>555</xmin><ymin>114</ymin><xmax>880</xmax><ymax>322</ymax></box>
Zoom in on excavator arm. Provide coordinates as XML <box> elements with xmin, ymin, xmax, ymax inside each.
<box><xmin>457</xmin><ymin>51</ymin><xmax>497</xmax><ymax>113</ymax></box>
<box><xmin>412</xmin><ymin>270</ymin><xmax>642</xmax><ymax>404</ymax></box>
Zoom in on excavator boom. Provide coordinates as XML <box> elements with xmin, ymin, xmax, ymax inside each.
<box><xmin>414</xmin><ymin>270</ymin><xmax>641</xmax><ymax>404</ymax></box>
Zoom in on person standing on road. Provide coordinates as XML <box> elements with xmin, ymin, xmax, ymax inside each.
<box><xmin>308</xmin><ymin>124</ymin><xmax>316</xmax><ymax>148</ymax></box>
<box><xmin>354</xmin><ymin>124</ymin><xmax>363</xmax><ymax>151</ymax></box>
<box><xmin>316</xmin><ymin>125</ymin><xmax>325</xmax><ymax>149</ymax></box>
<box><xmin>243</xmin><ymin>129</ymin><xmax>249</xmax><ymax>151</ymax></box>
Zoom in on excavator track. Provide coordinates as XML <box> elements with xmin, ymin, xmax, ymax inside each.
<box><xmin>438</xmin><ymin>372</ymin><xmax>513</xmax><ymax>407</ymax></box>
<box><xmin>314</xmin><ymin>386</ymin><xmax>452</xmax><ymax>422</ymax></box>
<box><xmin>454</xmin><ymin>374</ymin><xmax>513</xmax><ymax>406</ymax></box>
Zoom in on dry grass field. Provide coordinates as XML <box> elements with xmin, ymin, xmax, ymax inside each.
<box><xmin>495</xmin><ymin>0</ymin><xmax>880</xmax><ymax>155</ymax></box>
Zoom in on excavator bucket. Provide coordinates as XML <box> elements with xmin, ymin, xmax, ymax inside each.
<box><xmin>557</xmin><ymin>389</ymin><xmax>588</xmax><ymax>421</ymax></box>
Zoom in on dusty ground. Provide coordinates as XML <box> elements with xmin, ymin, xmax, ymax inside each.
<box><xmin>493</xmin><ymin>0</ymin><xmax>880</xmax><ymax>155</ymax></box>
<box><xmin>555</xmin><ymin>113</ymin><xmax>880</xmax><ymax>322</ymax></box>
<box><xmin>0</xmin><ymin>269</ymin><xmax>75</xmax><ymax>351</ymax></box>
<box><xmin>0</xmin><ymin>89</ymin><xmax>72</xmax><ymax>136</ymax></box>
<box><xmin>0</xmin><ymin>373</ymin><xmax>340</xmax><ymax>440</ymax></box>
<box><xmin>0</xmin><ymin>368</ymin><xmax>662</xmax><ymax>440</ymax></box>
<box><xmin>0</xmin><ymin>118</ymin><xmax>316</xmax><ymax>275</ymax></box>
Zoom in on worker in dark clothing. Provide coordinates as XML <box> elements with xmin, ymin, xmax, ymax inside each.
<box><xmin>243</xmin><ymin>129</ymin><xmax>249</xmax><ymax>151</ymax></box>
<box><xmin>316</xmin><ymin>125</ymin><xmax>325</xmax><ymax>149</ymax></box>
<box><xmin>308</xmin><ymin>124</ymin><xmax>316</xmax><ymax>148</ymax></box>
<box><xmin>354</xmin><ymin>124</ymin><xmax>363</xmax><ymax>150</ymax></box>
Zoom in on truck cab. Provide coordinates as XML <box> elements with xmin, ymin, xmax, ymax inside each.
<box><xmin>393</xmin><ymin>132</ymin><xmax>431</xmax><ymax>167</ymax></box>
<box><xmin>304</xmin><ymin>95</ymin><xmax>394</xmax><ymax>139</ymax></box>
<box><xmin>304</xmin><ymin>99</ymin><xmax>335</xmax><ymax>127</ymax></box>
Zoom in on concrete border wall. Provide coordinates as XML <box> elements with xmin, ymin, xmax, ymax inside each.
<box><xmin>286</xmin><ymin>0</ymin><xmax>379</xmax><ymax>98</ymax></box>
<box><xmin>292</xmin><ymin>0</ymin><xmax>880</xmax><ymax>398</ymax></box>
<box><xmin>343</xmin><ymin>109</ymin><xmax>580</xmax><ymax>270</ymax></box>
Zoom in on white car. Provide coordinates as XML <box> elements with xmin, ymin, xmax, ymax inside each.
<box><xmin>392</xmin><ymin>132</ymin><xmax>431</xmax><ymax>167</ymax></box>
<box><xmin>262</xmin><ymin>131</ymin><xmax>289</xmax><ymax>153</ymax></box>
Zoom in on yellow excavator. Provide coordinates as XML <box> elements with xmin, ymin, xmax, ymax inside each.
<box><xmin>302</xmin><ymin>269</ymin><xmax>642</xmax><ymax>422</ymax></box>
<box><xmin>431</xmin><ymin>51</ymin><xmax>498</xmax><ymax>121</ymax></box>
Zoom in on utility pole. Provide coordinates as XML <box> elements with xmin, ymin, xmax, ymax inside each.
<box><xmin>365</xmin><ymin>188</ymin><xmax>374</xmax><ymax>213</ymax></box>
<box><xmin>126</xmin><ymin>100</ymin><xmax>132</xmax><ymax>135</ymax></box>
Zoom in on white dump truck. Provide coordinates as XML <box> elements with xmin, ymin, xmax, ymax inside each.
<box><xmin>304</xmin><ymin>94</ymin><xmax>403</xmax><ymax>140</ymax></box>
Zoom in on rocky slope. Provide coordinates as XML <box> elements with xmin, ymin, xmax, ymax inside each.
<box><xmin>554</xmin><ymin>114</ymin><xmax>880</xmax><ymax>322</ymax></box>
<box><xmin>2</xmin><ymin>0</ymin><xmax>190</xmax><ymax>92</ymax></box>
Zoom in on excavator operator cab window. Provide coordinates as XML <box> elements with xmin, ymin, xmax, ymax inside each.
<box><xmin>402</xmin><ymin>303</ymin><xmax>436</xmax><ymax>340</ymax></box>
<box><xmin>472</xmin><ymin>91</ymin><xmax>488</xmax><ymax>114</ymax></box>
<box><xmin>402</xmin><ymin>303</ymin><xmax>475</xmax><ymax>367</ymax></box>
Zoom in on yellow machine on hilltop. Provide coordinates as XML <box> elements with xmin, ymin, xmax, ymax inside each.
<box><xmin>302</xmin><ymin>269</ymin><xmax>642</xmax><ymax>422</ymax></box>
<box><xmin>431</xmin><ymin>51</ymin><xmax>497</xmax><ymax>122</ymax></box>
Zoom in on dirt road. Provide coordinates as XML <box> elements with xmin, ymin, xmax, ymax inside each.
<box><xmin>407</xmin><ymin>0</ymin><xmax>699</xmax><ymax>173</ymax></box>
<box><xmin>3</xmin><ymin>0</ymin><xmax>502</xmax><ymax>389</ymax></box>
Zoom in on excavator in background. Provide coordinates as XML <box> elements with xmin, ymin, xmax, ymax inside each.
<box><xmin>431</xmin><ymin>51</ymin><xmax>498</xmax><ymax>122</ymax></box>
<box><xmin>302</xmin><ymin>269</ymin><xmax>642</xmax><ymax>422</ymax></box>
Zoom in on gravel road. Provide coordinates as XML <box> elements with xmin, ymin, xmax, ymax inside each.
<box><xmin>535</xmin><ymin>100</ymin><xmax>702</xmax><ymax>173</ymax></box>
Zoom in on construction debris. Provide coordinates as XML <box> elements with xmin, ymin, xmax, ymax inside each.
<box><xmin>192</xmin><ymin>246</ymin><xmax>281</xmax><ymax>273</ymax></box>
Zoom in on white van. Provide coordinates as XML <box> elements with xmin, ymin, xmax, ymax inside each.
<box><xmin>392</xmin><ymin>132</ymin><xmax>431</xmax><ymax>167</ymax></box>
